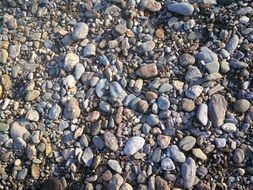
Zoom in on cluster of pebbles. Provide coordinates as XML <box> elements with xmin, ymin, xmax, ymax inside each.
<box><xmin>0</xmin><ymin>0</ymin><xmax>253</xmax><ymax>189</ymax></box>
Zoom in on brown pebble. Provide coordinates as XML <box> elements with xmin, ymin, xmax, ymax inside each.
<box><xmin>145</xmin><ymin>91</ymin><xmax>158</xmax><ymax>101</ymax></box>
<box><xmin>155</xmin><ymin>28</ymin><xmax>165</xmax><ymax>39</ymax></box>
<box><xmin>181</xmin><ymin>98</ymin><xmax>195</xmax><ymax>112</ymax></box>
<box><xmin>137</xmin><ymin>100</ymin><xmax>149</xmax><ymax>113</ymax></box>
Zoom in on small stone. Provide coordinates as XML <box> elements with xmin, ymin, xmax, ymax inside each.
<box><xmin>48</xmin><ymin>104</ymin><xmax>62</xmax><ymax>120</ymax></box>
<box><xmin>146</xmin><ymin>114</ymin><xmax>159</xmax><ymax>126</ymax></box>
<box><xmin>63</xmin><ymin>98</ymin><xmax>81</xmax><ymax>120</ymax></box>
<box><xmin>8</xmin><ymin>45</ymin><xmax>21</xmax><ymax>59</ymax></box>
<box><xmin>72</xmin><ymin>22</ymin><xmax>89</xmax><ymax>40</ymax></box>
<box><xmin>10</xmin><ymin>122</ymin><xmax>28</xmax><ymax>139</ymax></box>
<box><xmin>192</xmin><ymin>148</ymin><xmax>207</xmax><ymax>161</ymax></box>
<box><xmin>167</xmin><ymin>145</ymin><xmax>186</xmax><ymax>163</ymax></box>
<box><xmin>220</xmin><ymin>60</ymin><xmax>230</xmax><ymax>73</ymax></box>
<box><xmin>234</xmin><ymin>99</ymin><xmax>250</xmax><ymax>113</ymax></box>
<box><xmin>17</xmin><ymin>168</ymin><xmax>28</xmax><ymax>180</ymax></box>
<box><xmin>96</xmin><ymin>78</ymin><xmax>107</xmax><ymax>98</ymax></box>
<box><xmin>86</xmin><ymin>111</ymin><xmax>100</xmax><ymax>123</ymax></box>
<box><xmin>115</xmin><ymin>24</ymin><xmax>128</xmax><ymax>35</ymax></box>
<box><xmin>230</xmin><ymin>59</ymin><xmax>248</xmax><ymax>69</ymax></box>
<box><xmin>63</xmin><ymin>52</ymin><xmax>79</xmax><ymax>72</ymax></box>
<box><xmin>179</xmin><ymin>53</ymin><xmax>195</xmax><ymax>66</ymax></box>
<box><xmin>185</xmin><ymin>66</ymin><xmax>202</xmax><ymax>82</ymax></box>
<box><xmin>137</xmin><ymin>64</ymin><xmax>158</xmax><ymax>79</ymax></box>
<box><xmin>107</xmin><ymin>174</ymin><xmax>124</xmax><ymax>190</ymax></box>
<box><xmin>99</xmin><ymin>101</ymin><xmax>111</xmax><ymax>113</ymax></box>
<box><xmin>155</xmin><ymin>176</ymin><xmax>170</xmax><ymax>190</ymax></box>
<box><xmin>1</xmin><ymin>74</ymin><xmax>12</xmax><ymax>91</ymax></box>
<box><xmin>110</xmin><ymin>81</ymin><xmax>127</xmax><ymax>102</ymax></box>
<box><xmin>205</xmin><ymin>61</ymin><xmax>220</xmax><ymax>74</ymax></box>
<box><xmin>167</xmin><ymin>2</ymin><xmax>194</xmax><ymax>16</ymax></box>
<box><xmin>233</xmin><ymin>148</ymin><xmax>245</xmax><ymax>164</ymax></box>
<box><xmin>82</xmin><ymin>147</ymin><xmax>94</xmax><ymax>167</ymax></box>
<box><xmin>120</xmin><ymin>183</ymin><xmax>133</xmax><ymax>190</ymax></box>
<box><xmin>185</xmin><ymin>85</ymin><xmax>203</xmax><ymax>99</ymax></box>
<box><xmin>141</xmin><ymin>41</ymin><xmax>155</xmax><ymax>52</ymax></box>
<box><xmin>83</xmin><ymin>43</ymin><xmax>96</xmax><ymax>57</ymax></box>
<box><xmin>137</xmin><ymin>100</ymin><xmax>149</xmax><ymax>113</ymax></box>
<box><xmin>145</xmin><ymin>91</ymin><xmax>158</xmax><ymax>101</ymax></box>
<box><xmin>124</xmin><ymin>136</ymin><xmax>145</xmax><ymax>156</ymax></box>
<box><xmin>104</xmin><ymin>132</ymin><xmax>118</xmax><ymax>152</ymax></box>
<box><xmin>221</xmin><ymin>123</ymin><xmax>237</xmax><ymax>133</ymax></box>
<box><xmin>208</xmin><ymin>94</ymin><xmax>227</xmax><ymax>127</ymax></box>
<box><xmin>74</xmin><ymin>63</ymin><xmax>85</xmax><ymax>80</ymax></box>
<box><xmin>155</xmin><ymin>28</ymin><xmax>165</xmax><ymax>39</ymax></box>
<box><xmin>179</xmin><ymin>136</ymin><xmax>196</xmax><ymax>151</ymax></box>
<box><xmin>161</xmin><ymin>157</ymin><xmax>175</xmax><ymax>171</ymax></box>
<box><xmin>157</xmin><ymin>96</ymin><xmax>170</xmax><ymax>110</ymax></box>
<box><xmin>181</xmin><ymin>98</ymin><xmax>195</xmax><ymax>112</ymax></box>
<box><xmin>25</xmin><ymin>90</ymin><xmax>40</xmax><ymax>101</ymax></box>
<box><xmin>26</xmin><ymin>110</ymin><xmax>40</xmax><ymax>122</ymax></box>
<box><xmin>197</xmin><ymin>46</ymin><xmax>218</xmax><ymax>63</ymax></box>
<box><xmin>215</xmin><ymin>138</ymin><xmax>226</xmax><ymax>148</ymax></box>
<box><xmin>0</xmin><ymin>49</ymin><xmax>8</xmax><ymax>64</ymax></box>
<box><xmin>182</xmin><ymin>157</ymin><xmax>196</xmax><ymax>189</ymax></box>
<box><xmin>225</xmin><ymin>35</ymin><xmax>239</xmax><ymax>53</ymax></box>
<box><xmin>103</xmin><ymin>170</ymin><xmax>112</xmax><ymax>181</ymax></box>
<box><xmin>152</xmin><ymin>147</ymin><xmax>161</xmax><ymax>163</ymax></box>
<box><xmin>196</xmin><ymin>103</ymin><xmax>208</xmax><ymax>125</ymax></box>
<box><xmin>31</xmin><ymin>164</ymin><xmax>40</xmax><ymax>179</ymax></box>
<box><xmin>141</xmin><ymin>0</ymin><xmax>162</xmax><ymax>12</ymax></box>
<box><xmin>157</xmin><ymin>134</ymin><xmax>171</xmax><ymax>149</ymax></box>
<box><xmin>108</xmin><ymin>160</ymin><xmax>122</xmax><ymax>173</ymax></box>
<box><xmin>0</xmin><ymin>122</ymin><xmax>9</xmax><ymax>132</ymax></box>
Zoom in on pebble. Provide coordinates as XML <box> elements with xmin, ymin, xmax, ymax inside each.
<box><xmin>124</xmin><ymin>136</ymin><xmax>145</xmax><ymax>156</ymax></box>
<box><xmin>48</xmin><ymin>104</ymin><xmax>62</xmax><ymax>120</ymax></box>
<box><xmin>179</xmin><ymin>53</ymin><xmax>195</xmax><ymax>66</ymax></box>
<box><xmin>215</xmin><ymin>138</ymin><xmax>226</xmax><ymax>148</ymax></box>
<box><xmin>167</xmin><ymin>2</ymin><xmax>194</xmax><ymax>16</ymax></box>
<box><xmin>157</xmin><ymin>134</ymin><xmax>171</xmax><ymax>149</ymax></box>
<box><xmin>25</xmin><ymin>90</ymin><xmax>40</xmax><ymax>101</ymax></box>
<box><xmin>179</xmin><ymin>136</ymin><xmax>196</xmax><ymax>151</ymax></box>
<box><xmin>197</xmin><ymin>46</ymin><xmax>218</xmax><ymax>63</ymax></box>
<box><xmin>72</xmin><ymin>22</ymin><xmax>89</xmax><ymax>41</ymax></box>
<box><xmin>96</xmin><ymin>78</ymin><xmax>107</xmax><ymax>98</ymax></box>
<box><xmin>220</xmin><ymin>60</ymin><xmax>230</xmax><ymax>73</ymax></box>
<box><xmin>0</xmin><ymin>49</ymin><xmax>8</xmax><ymax>64</ymax></box>
<box><xmin>10</xmin><ymin>122</ymin><xmax>28</xmax><ymax>139</ymax></box>
<box><xmin>196</xmin><ymin>103</ymin><xmax>208</xmax><ymax>126</ymax></box>
<box><xmin>104</xmin><ymin>132</ymin><xmax>118</xmax><ymax>152</ymax></box>
<box><xmin>157</xmin><ymin>96</ymin><xmax>170</xmax><ymax>110</ymax></box>
<box><xmin>221</xmin><ymin>123</ymin><xmax>237</xmax><ymax>133</ymax></box>
<box><xmin>234</xmin><ymin>99</ymin><xmax>250</xmax><ymax>113</ymax></box>
<box><xmin>107</xmin><ymin>174</ymin><xmax>124</xmax><ymax>190</ymax></box>
<box><xmin>225</xmin><ymin>35</ymin><xmax>239</xmax><ymax>53</ymax></box>
<box><xmin>63</xmin><ymin>52</ymin><xmax>79</xmax><ymax>72</ymax></box>
<box><xmin>155</xmin><ymin>176</ymin><xmax>170</xmax><ymax>190</ymax></box>
<box><xmin>8</xmin><ymin>45</ymin><xmax>21</xmax><ymax>59</ymax></box>
<box><xmin>83</xmin><ymin>43</ymin><xmax>96</xmax><ymax>57</ymax></box>
<box><xmin>185</xmin><ymin>66</ymin><xmax>202</xmax><ymax>82</ymax></box>
<box><xmin>230</xmin><ymin>59</ymin><xmax>248</xmax><ymax>69</ymax></box>
<box><xmin>141</xmin><ymin>41</ymin><xmax>155</xmax><ymax>52</ymax></box>
<box><xmin>26</xmin><ymin>110</ymin><xmax>40</xmax><ymax>121</ymax></box>
<box><xmin>63</xmin><ymin>98</ymin><xmax>81</xmax><ymax>120</ymax></box>
<box><xmin>82</xmin><ymin>147</ymin><xmax>94</xmax><ymax>167</ymax></box>
<box><xmin>108</xmin><ymin>160</ymin><xmax>122</xmax><ymax>173</ymax></box>
<box><xmin>74</xmin><ymin>63</ymin><xmax>85</xmax><ymax>80</ymax></box>
<box><xmin>186</xmin><ymin>85</ymin><xmax>203</xmax><ymax>99</ymax></box>
<box><xmin>205</xmin><ymin>61</ymin><xmax>220</xmax><ymax>74</ymax></box>
<box><xmin>181</xmin><ymin>98</ymin><xmax>195</xmax><ymax>112</ymax></box>
<box><xmin>136</xmin><ymin>64</ymin><xmax>158</xmax><ymax>79</ymax></box>
<box><xmin>99</xmin><ymin>101</ymin><xmax>111</xmax><ymax>113</ymax></box>
<box><xmin>0</xmin><ymin>122</ymin><xmax>9</xmax><ymax>132</ymax></box>
<box><xmin>167</xmin><ymin>145</ymin><xmax>186</xmax><ymax>163</ymax></box>
<box><xmin>192</xmin><ymin>148</ymin><xmax>207</xmax><ymax>161</ymax></box>
<box><xmin>1</xmin><ymin>74</ymin><xmax>12</xmax><ymax>91</ymax></box>
<box><xmin>208</xmin><ymin>94</ymin><xmax>227</xmax><ymax>127</ymax></box>
<box><xmin>181</xmin><ymin>157</ymin><xmax>196</xmax><ymax>189</ymax></box>
<box><xmin>141</xmin><ymin>0</ymin><xmax>162</xmax><ymax>12</ymax></box>
<box><xmin>233</xmin><ymin>148</ymin><xmax>245</xmax><ymax>164</ymax></box>
<box><xmin>146</xmin><ymin>114</ymin><xmax>159</xmax><ymax>126</ymax></box>
<box><xmin>161</xmin><ymin>157</ymin><xmax>175</xmax><ymax>171</ymax></box>
<box><xmin>110</xmin><ymin>81</ymin><xmax>128</xmax><ymax>102</ymax></box>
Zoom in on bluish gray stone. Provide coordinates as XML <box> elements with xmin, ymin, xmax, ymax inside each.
<box><xmin>181</xmin><ymin>157</ymin><xmax>196</xmax><ymax>189</ymax></box>
<box><xmin>10</xmin><ymin>122</ymin><xmax>28</xmax><ymax>139</ymax></box>
<box><xmin>74</xmin><ymin>63</ymin><xmax>85</xmax><ymax>80</ymax></box>
<box><xmin>185</xmin><ymin>66</ymin><xmax>202</xmax><ymax>82</ymax></box>
<box><xmin>9</xmin><ymin>45</ymin><xmax>21</xmax><ymax>59</ymax></box>
<box><xmin>109</xmin><ymin>81</ymin><xmax>127</xmax><ymax>102</ymax></box>
<box><xmin>185</xmin><ymin>85</ymin><xmax>203</xmax><ymax>99</ymax></box>
<box><xmin>99</xmin><ymin>101</ymin><xmax>111</xmax><ymax>113</ymax></box>
<box><xmin>124</xmin><ymin>136</ymin><xmax>145</xmax><ymax>155</ymax></box>
<box><xmin>99</xmin><ymin>55</ymin><xmax>110</xmax><ymax>67</ymax></box>
<box><xmin>157</xmin><ymin>96</ymin><xmax>170</xmax><ymax>110</ymax></box>
<box><xmin>82</xmin><ymin>147</ymin><xmax>94</xmax><ymax>167</ymax></box>
<box><xmin>215</xmin><ymin>138</ymin><xmax>226</xmax><ymax>148</ymax></box>
<box><xmin>167</xmin><ymin>2</ymin><xmax>194</xmax><ymax>16</ymax></box>
<box><xmin>146</xmin><ymin>114</ymin><xmax>159</xmax><ymax>126</ymax></box>
<box><xmin>96</xmin><ymin>78</ymin><xmax>107</xmax><ymax>98</ymax></box>
<box><xmin>161</xmin><ymin>157</ymin><xmax>175</xmax><ymax>171</ymax></box>
<box><xmin>196</xmin><ymin>46</ymin><xmax>218</xmax><ymax>63</ymax></box>
<box><xmin>48</xmin><ymin>104</ymin><xmax>62</xmax><ymax>120</ymax></box>
<box><xmin>230</xmin><ymin>59</ymin><xmax>248</xmax><ymax>69</ymax></box>
<box><xmin>83</xmin><ymin>43</ymin><xmax>96</xmax><ymax>57</ymax></box>
<box><xmin>179</xmin><ymin>136</ymin><xmax>196</xmax><ymax>151</ymax></box>
<box><xmin>225</xmin><ymin>35</ymin><xmax>239</xmax><ymax>53</ymax></box>
<box><xmin>167</xmin><ymin>145</ymin><xmax>186</xmax><ymax>163</ymax></box>
<box><xmin>72</xmin><ymin>22</ymin><xmax>89</xmax><ymax>40</ymax></box>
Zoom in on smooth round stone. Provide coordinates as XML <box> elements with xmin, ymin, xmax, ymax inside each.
<box><xmin>124</xmin><ymin>136</ymin><xmax>145</xmax><ymax>156</ymax></box>
<box><xmin>109</xmin><ymin>81</ymin><xmax>127</xmax><ymax>102</ymax></box>
<box><xmin>141</xmin><ymin>41</ymin><xmax>155</xmax><ymax>52</ymax></box>
<box><xmin>152</xmin><ymin>147</ymin><xmax>161</xmax><ymax>163</ymax></box>
<box><xmin>157</xmin><ymin>96</ymin><xmax>170</xmax><ymax>110</ymax></box>
<box><xmin>167</xmin><ymin>2</ymin><xmax>194</xmax><ymax>16</ymax></box>
<box><xmin>220</xmin><ymin>60</ymin><xmax>230</xmax><ymax>73</ymax></box>
<box><xmin>96</xmin><ymin>78</ymin><xmax>107</xmax><ymax>98</ymax></box>
<box><xmin>185</xmin><ymin>66</ymin><xmax>202</xmax><ymax>82</ymax></box>
<box><xmin>0</xmin><ymin>49</ymin><xmax>8</xmax><ymax>64</ymax></box>
<box><xmin>10</xmin><ymin>122</ymin><xmax>28</xmax><ymax>139</ymax></box>
<box><xmin>83</xmin><ymin>43</ymin><xmax>96</xmax><ymax>57</ymax></box>
<box><xmin>214</xmin><ymin>138</ymin><xmax>226</xmax><ymax>148</ymax></box>
<box><xmin>141</xmin><ymin>0</ymin><xmax>162</xmax><ymax>12</ymax></box>
<box><xmin>179</xmin><ymin>53</ymin><xmax>195</xmax><ymax>66</ymax></box>
<box><xmin>167</xmin><ymin>145</ymin><xmax>186</xmax><ymax>163</ymax></box>
<box><xmin>63</xmin><ymin>98</ymin><xmax>81</xmax><ymax>120</ymax></box>
<box><xmin>181</xmin><ymin>98</ymin><xmax>195</xmax><ymax>112</ymax></box>
<box><xmin>158</xmin><ymin>83</ymin><xmax>173</xmax><ymax>93</ymax></box>
<box><xmin>225</xmin><ymin>35</ymin><xmax>239</xmax><ymax>53</ymax></box>
<box><xmin>196</xmin><ymin>103</ymin><xmax>208</xmax><ymax>125</ymax></box>
<box><xmin>48</xmin><ymin>104</ymin><xmax>62</xmax><ymax>120</ymax></box>
<box><xmin>157</xmin><ymin>134</ymin><xmax>171</xmax><ymax>149</ymax></box>
<box><xmin>74</xmin><ymin>63</ymin><xmax>85</xmax><ymax>80</ymax></box>
<box><xmin>221</xmin><ymin>123</ymin><xmax>237</xmax><ymax>133</ymax></box>
<box><xmin>196</xmin><ymin>46</ymin><xmax>218</xmax><ymax>63</ymax></box>
<box><xmin>63</xmin><ymin>52</ymin><xmax>79</xmax><ymax>72</ymax></box>
<box><xmin>104</xmin><ymin>132</ymin><xmax>118</xmax><ymax>152</ymax></box>
<box><xmin>181</xmin><ymin>157</ymin><xmax>196</xmax><ymax>189</ymax></box>
<box><xmin>0</xmin><ymin>122</ymin><xmax>9</xmax><ymax>132</ymax></box>
<box><xmin>26</xmin><ymin>110</ymin><xmax>40</xmax><ymax>121</ymax></box>
<box><xmin>108</xmin><ymin>160</ymin><xmax>122</xmax><ymax>173</ymax></box>
<box><xmin>146</xmin><ymin>114</ymin><xmax>159</xmax><ymax>126</ymax></box>
<box><xmin>205</xmin><ymin>61</ymin><xmax>220</xmax><ymax>74</ymax></box>
<box><xmin>192</xmin><ymin>148</ymin><xmax>207</xmax><ymax>161</ymax></box>
<box><xmin>233</xmin><ymin>148</ymin><xmax>245</xmax><ymax>164</ymax></box>
<box><xmin>161</xmin><ymin>157</ymin><xmax>175</xmax><ymax>171</ymax></box>
<box><xmin>197</xmin><ymin>166</ymin><xmax>208</xmax><ymax>178</ymax></box>
<box><xmin>234</xmin><ymin>99</ymin><xmax>250</xmax><ymax>113</ymax></box>
<box><xmin>179</xmin><ymin>136</ymin><xmax>196</xmax><ymax>151</ymax></box>
<box><xmin>9</xmin><ymin>45</ymin><xmax>21</xmax><ymax>59</ymax></box>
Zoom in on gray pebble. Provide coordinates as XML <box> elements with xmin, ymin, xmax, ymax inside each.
<box><xmin>124</xmin><ymin>136</ymin><xmax>145</xmax><ymax>156</ymax></box>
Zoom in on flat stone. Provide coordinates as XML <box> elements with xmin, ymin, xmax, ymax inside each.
<box><xmin>63</xmin><ymin>52</ymin><xmax>79</xmax><ymax>72</ymax></box>
<box><xmin>221</xmin><ymin>123</ymin><xmax>237</xmax><ymax>133</ymax></box>
<box><xmin>161</xmin><ymin>157</ymin><xmax>175</xmax><ymax>171</ymax></box>
<box><xmin>72</xmin><ymin>22</ymin><xmax>89</xmax><ymax>40</ymax></box>
<box><xmin>0</xmin><ymin>49</ymin><xmax>8</xmax><ymax>64</ymax></box>
<box><xmin>10</xmin><ymin>122</ymin><xmax>28</xmax><ymax>139</ymax></box>
<box><xmin>104</xmin><ymin>132</ymin><xmax>118</xmax><ymax>152</ymax></box>
<box><xmin>196</xmin><ymin>46</ymin><xmax>218</xmax><ymax>63</ymax></box>
<box><xmin>99</xmin><ymin>101</ymin><xmax>111</xmax><ymax>113</ymax></box>
<box><xmin>167</xmin><ymin>145</ymin><xmax>186</xmax><ymax>163</ymax></box>
<box><xmin>234</xmin><ymin>99</ymin><xmax>250</xmax><ymax>113</ymax></box>
<box><xmin>146</xmin><ymin>114</ymin><xmax>159</xmax><ymax>126</ymax></box>
<box><xmin>74</xmin><ymin>63</ymin><xmax>85</xmax><ymax>80</ymax></box>
<box><xmin>137</xmin><ymin>100</ymin><xmax>149</xmax><ymax>113</ymax></box>
<box><xmin>63</xmin><ymin>98</ymin><xmax>81</xmax><ymax>120</ymax></box>
<box><xmin>179</xmin><ymin>136</ymin><xmax>196</xmax><ymax>151</ymax></box>
<box><xmin>225</xmin><ymin>35</ymin><xmax>239</xmax><ymax>53</ymax></box>
<box><xmin>230</xmin><ymin>59</ymin><xmax>248</xmax><ymax>69</ymax></box>
<box><xmin>220</xmin><ymin>60</ymin><xmax>230</xmax><ymax>73</ymax></box>
<box><xmin>192</xmin><ymin>148</ymin><xmax>207</xmax><ymax>161</ymax></box>
<box><xmin>109</xmin><ymin>81</ymin><xmax>127</xmax><ymax>102</ymax></box>
<box><xmin>82</xmin><ymin>147</ymin><xmax>94</xmax><ymax>167</ymax></box>
<box><xmin>48</xmin><ymin>104</ymin><xmax>62</xmax><ymax>120</ymax></box>
<box><xmin>196</xmin><ymin>103</ymin><xmax>208</xmax><ymax>125</ymax></box>
<box><xmin>152</xmin><ymin>147</ymin><xmax>162</xmax><ymax>163</ymax></box>
<box><xmin>208</xmin><ymin>94</ymin><xmax>227</xmax><ymax>127</ymax></box>
<box><xmin>205</xmin><ymin>61</ymin><xmax>220</xmax><ymax>74</ymax></box>
<box><xmin>17</xmin><ymin>168</ymin><xmax>28</xmax><ymax>180</ymax></box>
<box><xmin>124</xmin><ymin>136</ymin><xmax>145</xmax><ymax>156</ymax></box>
<box><xmin>108</xmin><ymin>160</ymin><xmax>122</xmax><ymax>173</ymax></box>
<box><xmin>107</xmin><ymin>174</ymin><xmax>124</xmax><ymax>190</ymax></box>
<box><xmin>157</xmin><ymin>134</ymin><xmax>171</xmax><ymax>149</ymax></box>
<box><xmin>136</xmin><ymin>64</ymin><xmax>158</xmax><ymax>79</ymax></box>
<box><xmin>141</xmin><ymin>0</ymin><xmax>162</xmax><ymax>12</ymax></box>
<box><xmin>185</xmin><ymin>85</ymin><xmax>203</xmax><ymax>99</ymax></box>
<box><xmin>1</xmin><ymin>74</ymin><xmax>12</xmax><ymax>91</ymax></box>
<box><xmin>96</xmin><ymin>78</ymin><xmax>107</xmax><ymax>98</ymax></box>
<box><xmin>167</xmin><ymin>2</ymin><xmax>194</xmax><ymax>16</ymax></box>
<box><xmin>179</xmin><ymin>53</ymin><xmax>195</xmax><ymax>66</ymax></box>
<box><xmin>233</xmin><ymin>148</ymin><xmax>245</xmax><ymax>164</ymax></box>
<box><xmin>182</xmin><ymin>157</ymin><xmax>196</xmax><ymax>189</ymax></box>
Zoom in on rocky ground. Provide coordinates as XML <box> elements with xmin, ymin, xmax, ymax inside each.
<box><xmin>0</xmin><ymin>0</ymin><xmax>253</xmax><ymax>189</ymax></box>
